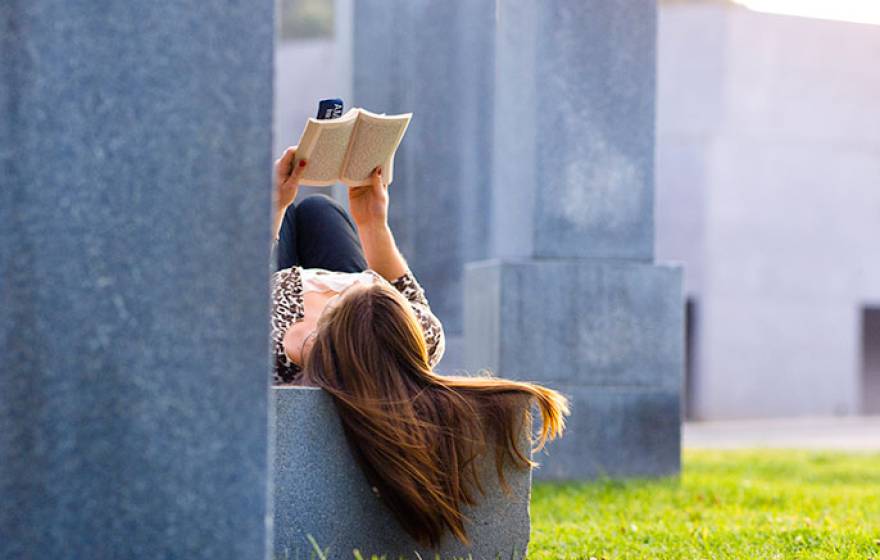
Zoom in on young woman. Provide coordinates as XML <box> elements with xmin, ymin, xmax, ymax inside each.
<box><xmin>271</xmin><ymin>146</ymin><xmax>568</xmax><ymax>547</ymax></box>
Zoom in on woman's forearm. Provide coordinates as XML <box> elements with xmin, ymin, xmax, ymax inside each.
<box><xmin>357</xmin><ymin>222</ymin><xmax>408</xmax><ymax>281</ymax></box>
<box><xmin>272</xmin><ymin>207</ymin><xmax>286</xmax><ymax>241</ymax></box>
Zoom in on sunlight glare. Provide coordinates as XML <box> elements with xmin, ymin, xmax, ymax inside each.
<box><xmin>732</xmin><ymin>0</ymin><xmax>880</xmax><ymax>26</ymax></box>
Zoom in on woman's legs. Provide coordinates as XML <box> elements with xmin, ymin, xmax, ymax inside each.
<box><xmin>276</xmin><ymin>204</ymin><xmax>300</xmax><ymax>270</ymax></box>
<box><xmin>276</xmin><ymin>194</ymin><xmax>367</xmax><ymax>273</ymax></box>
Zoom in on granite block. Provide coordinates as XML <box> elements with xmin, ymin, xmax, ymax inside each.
<box><xmin>273</xmin><ymin>387</ymin><xmax>532</xmax><ymax>560</ymax></box>
<box><xmin>0</xmin><ymin>2</ymin><xmax>273</xmax><ymax>557</ymax></box>
<box><xmin>531</xmin><ymin>386</ymin><xmax>681</xmax><ymax>481</ymax></box>
<box><xmin>464</xmin><ymin>259</ymin><xmax>684</xmax><ymax>391</ymax></box>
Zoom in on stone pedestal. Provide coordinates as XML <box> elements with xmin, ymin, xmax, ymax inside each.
<box><xmin>0</xmin><ymin>2</ymin><xmax>273</xmax><ymax>557</ymax></box>
<box><xmin>273</xmin><ymin>387</ymin><xmax>532</xmax><ymax>559</ymax></box>
<box><xmin>465</xmin><ymin>260</ymin><xmax>683</xmax><ymax>480</ymax></box>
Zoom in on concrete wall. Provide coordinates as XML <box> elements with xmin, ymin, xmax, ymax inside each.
<box><xmin>656</xmin><ymin>4</ymin><xmax>880</xmax><ymax>419</ymax></box>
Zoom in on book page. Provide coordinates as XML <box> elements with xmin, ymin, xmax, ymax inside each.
<box><xmin>294</xmin><ymin>109</ymin><xmax>358</xmax><ymax>187</ymax></box>
<box><xmin>341</xmin><ymin>110</ymin><xmax>411</xmax><ymax>186</ymax></box>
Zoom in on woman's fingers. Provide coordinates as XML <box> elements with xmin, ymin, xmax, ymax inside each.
<box><xmin>349</xmin><ymin>185</ymin><xmax>369</xmax><ymax>199</ymax></box>
<box><xmin>290</xmin><ymin>156</ymin><xmax>307</xmax><ymax>183</ymax></box>
<box><xmin>276</xmin><ymin>146</ymin><xmax>296</xmax><ymax>181</ymax></box>
<box><xmin>371</xmin><ymin>166</ymin><xmax>386</xmax><ymax>193</ymax></box>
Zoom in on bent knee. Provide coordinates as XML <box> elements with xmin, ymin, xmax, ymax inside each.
<box><xmin>295</xmin><ymin>194</ymin><xmax>342</xmax><ymax>216</ymax></box>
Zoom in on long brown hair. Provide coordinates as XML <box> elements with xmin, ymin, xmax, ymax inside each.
<box><xmin>303</xmin><ymin>281</ymin><xmax>568</xmax><ymax>547</ymax></box>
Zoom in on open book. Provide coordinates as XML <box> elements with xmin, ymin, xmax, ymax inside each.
<box><xmin>293</xmin><ymin>108</ymin><xmax>412</xmax><ymax>187</ymax></box>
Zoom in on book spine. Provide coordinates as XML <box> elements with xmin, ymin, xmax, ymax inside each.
<box><xmin>338</xmin><ymin>109</ymin><xmax>362</xmax><ymax>183</ymax></box>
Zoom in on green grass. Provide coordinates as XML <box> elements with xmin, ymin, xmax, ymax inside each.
<box><xmin>529</xmin><ymin>450</ymin><xmax>880</xmax><ymax>559</ymax></box>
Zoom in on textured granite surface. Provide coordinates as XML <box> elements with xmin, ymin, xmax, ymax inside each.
<box><xmin>464</xmin><ymin>260</ymin><xmax>684</xmax><ymax>480</ymax></box>
<box><xmin>464</xmin><ymin>260</ymin><xmax>684</xmax><ymax>390</ymax></box>
<box><xmin>274</xmin><ymin>387</ymin><xmax>532</xmax><ymax>560</ymax></box>
<box><xmin>531</xmin><ymin>387</ymin><xmax>681</xmax><ymax>481</ymax></box>
<box><xmin>0</xmin><ymin>2</ymin><xmax>273</xmax><ymax>557</ymax></box>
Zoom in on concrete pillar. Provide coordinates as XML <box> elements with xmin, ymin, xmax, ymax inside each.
<box><xmin>0</xmin><ymin>2</ymin><xmax>274</xmax><ymax>557</ymax></box>
<box><xmin>468</xmin><ymin>0</ymin><xmax>683</xmax><ymax>480</ymax></box>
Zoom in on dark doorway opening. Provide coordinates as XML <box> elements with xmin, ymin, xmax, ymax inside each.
<box><xmin>684</xmin><ymin>298</ymin><xmax>699</xmax><ymax>420</ymax></box>
<box><xmin>861</xmin><ymin>306</ymin><xmax>880</xmax><ymax>415</ymax></box>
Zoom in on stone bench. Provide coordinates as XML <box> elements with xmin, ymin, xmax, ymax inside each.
<box><xmin>273</xmin><ymin>387</ymin><xmax>532</xmax><ymax>560</ymax></box>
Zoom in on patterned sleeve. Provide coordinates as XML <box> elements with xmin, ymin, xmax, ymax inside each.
<box><xmin>390</xmin><ymin>270</ymin><xmax>446</xmax><ymax>369</ymax></box>
<box><xmin>271</xmin><ymin>266</ymin><xmax>304</xmax><ymax>385</ymax></box>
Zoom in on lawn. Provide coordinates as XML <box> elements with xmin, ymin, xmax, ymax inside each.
<box><xmin>528</xmin><ymin>450</ymin><xmax>880</xmax><ymax>559</ymax></box>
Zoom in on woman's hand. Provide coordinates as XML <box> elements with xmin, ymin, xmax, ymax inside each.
<box><xmin>349</xmin><ymin>167</ymin><xmax>407</xmax><ymax>280</ymax></box>
<box><xmin>273</xmin><ymin>146</ymin><xmax>306</xmax><ymax>239</ymax></box>
<box><xmin>275</xmin><ymin>146</ymin><xmax>306</xmax><ymax>210</ymax></box>
<box><xmin>348</xmin><ymin>166</ymin><xmax>388</xmax><ymax>229</ymax></box>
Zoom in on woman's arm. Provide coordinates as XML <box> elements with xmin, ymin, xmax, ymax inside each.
<box><xmin>348</xmin><ymin>167</ymin><xmax>408</xmax><ymax>281</ymax></box>
<box><xmin>349</xmin><ymin>168</ymin><xmax>445</xmax><ymax>366</ymax></box>
<box><xmin>273</xmin><ymin>146</ymin><xmax>307</xmax><ymax>240</ymax></box>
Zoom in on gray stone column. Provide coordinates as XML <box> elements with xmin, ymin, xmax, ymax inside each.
<box><xmin>0</xmin><ymin>2</ymin><xmax>273</xmax><ymax>557</ymax></box>
<box><xmin>467</xmin><ymin>0</ymin><xmax>683</xmax><ymax>480</ymax></box>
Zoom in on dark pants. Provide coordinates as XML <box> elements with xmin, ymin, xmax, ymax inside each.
<box><xmin>275</xmin><ymin>194</ymin><xmax>367</xmax><ymax>273</ymax></box>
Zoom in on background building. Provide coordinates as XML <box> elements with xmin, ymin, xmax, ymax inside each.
<box><xmin>656</xmin><ymin>2</ymin><xmax>880</xmax><ymax>419</ymax></box>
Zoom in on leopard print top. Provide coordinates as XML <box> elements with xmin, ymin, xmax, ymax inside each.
<box><xmin>271</xmin><ymin>267</ymin><xmax>445</xmax><ymax>385</ymax></box>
